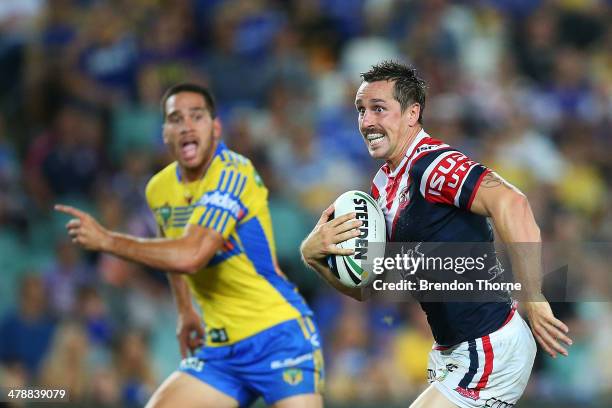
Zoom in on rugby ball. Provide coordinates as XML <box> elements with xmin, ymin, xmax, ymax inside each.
<box><xmin>327</xmin><ymin>190</ymin><xmax>386</xmax><ymax>288</ymax></box>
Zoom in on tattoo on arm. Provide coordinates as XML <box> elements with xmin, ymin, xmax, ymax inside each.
<box><xmin>481</xmin><ymin>172</ymin><xmax>505</xmax><ymax>188</ymax></box>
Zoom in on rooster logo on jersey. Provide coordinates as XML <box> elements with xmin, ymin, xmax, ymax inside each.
<box><xmin>399</xmin><ymin>186</ymin><xmax>409</xmax><ymax>204</ymax></box>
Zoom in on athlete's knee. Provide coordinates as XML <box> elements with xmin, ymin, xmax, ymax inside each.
<box><xmin>271</xmin><ymin>393</ymin><xmax>323</xmax><ymax>408</ymax></box>
<box><xmin>145</xmin><ymin>384</ymin><xmax>176</xmax><ymax>408</ymax></box>
<box><xmin>145</xmin><ymin>391</ymin><xmax>169</xmax><ymax>408</ymax></box>
<box><xmin>145</xmin><ymin>372</ymin><xmax>238</xmax><ymax>408</ymax></box>
<box><xmin>410</xmin><ymin>385</ymin><xmax>459</xmax><ymax>408</ymax></box>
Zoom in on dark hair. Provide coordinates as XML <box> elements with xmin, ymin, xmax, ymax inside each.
<box><xmin>161</xmin><ymin>83</ymin><xmax>217</xmax><ymax>120</ymax></box>
<box><xmin>361</xmin><ymin>61</ymin><xmax>427</xmax><ymax>124</ymax></box>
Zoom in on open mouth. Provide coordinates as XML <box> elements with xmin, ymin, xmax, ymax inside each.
<box><xmin>366</xmin><ymin>133</ymin><xmax>385</xmax><ymax>147</ymax></box>
<box><xmin>180</xmin><ymin>140</ymin><xmax>199</xmax><ymax>160</ymax></box>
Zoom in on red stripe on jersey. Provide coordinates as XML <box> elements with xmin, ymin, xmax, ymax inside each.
<box><xmin>476</xmin><ymin>335</ymin><xmax>494</xmax><ymax>390</ymax></box>
<box><xmin>467</xmin><ymin>169</ymin><xmax>491</xmax><ymax>210</ymax></box>
<box><xmin>384</xmin><ymin>176</ymin><xmax>392</xmax><ymax>210</ymax></box>
<box><xmin>371</xmin><ymin>183</ymin><xmax>380</xmax><ymax>200</ymax></box>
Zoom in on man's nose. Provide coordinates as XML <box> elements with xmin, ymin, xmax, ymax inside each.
<box><xmin>180</xmin><ymin>117</ymin><xmax>194</xmax><ymax>133</ymax></box>
<box><xmin>361</xmin><ymin>110</ymin><xmax>375</xmax><ymax>128</ymax></box>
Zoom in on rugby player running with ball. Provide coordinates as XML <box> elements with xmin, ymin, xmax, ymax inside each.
<box><xmin>301</xmin><ymin>61</ymin><xmax>571</xmax><ymax>408</ymax></box>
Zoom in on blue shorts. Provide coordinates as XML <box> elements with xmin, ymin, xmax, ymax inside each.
<box><xmin>179</xmin><ymin>316</ymin><xmax>324</xmax><ymax>407</ymax></box>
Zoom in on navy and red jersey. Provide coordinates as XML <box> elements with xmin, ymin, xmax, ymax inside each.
<box><xmin>371</xmin><ymin>129</ymin><xmax>512</xmax><ymax>346</ymax></box>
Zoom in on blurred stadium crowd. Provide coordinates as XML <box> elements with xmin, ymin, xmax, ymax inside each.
<box><xmin>0</xmin><ymin>0</ymin><xmax>610</xmax><ymax>406</ymax></box>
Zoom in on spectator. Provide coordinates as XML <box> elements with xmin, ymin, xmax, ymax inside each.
<box><xmin>0</xmin><ymin>275</ymin><xmax>56</xmax><ymax>380</ymax></box>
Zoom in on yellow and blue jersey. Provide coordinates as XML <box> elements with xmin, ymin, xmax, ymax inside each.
<box><xmin>145</xmin><ymin>142</ymin><xmax>312</xmax><ymax>346</ymax></box>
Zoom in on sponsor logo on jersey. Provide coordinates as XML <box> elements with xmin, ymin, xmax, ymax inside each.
<box><xmin>415</xmin><ymin>143</ymin><xmax>447</xmax><ymax>155</ymax></box>
<box><xmin>180</xmin><ymin>357</ymin><xmax>204</xmax><ymax>372</ymax></box>
<box><xmin>427</xmin><ymin>369</ymin><xmax>436</xmax><ymax>383</ymax></box>
<box><xmin>198</xmin><ymin>191</ymin><xmax>243</xmax><ymax>218</ymax></box>
<box><xmin>422</xmin><ymin>151</ymin><xmax>478</xmax><ymax>204</ymax></box>
<box><xmin>430</xmin><ymin>363</ymin><xmax>459</xmax><ymax>382</ymax></box>
<box><xmin>159</xmin><ymin>203</ymin><xmax>171</xmax><ymax>228</ymax></box>
<box><xmin>208</xmin><ymin>328</ymin><xmax>229</xmax><ymax>343</ymax></box>
<box><xmin>271</xmin><ymin>353</ymin><xmax>313</xmax><ymax>370</ymax></box>
<box><xmin>310</xmin><ymin>333</ymin><xmax>320</xmax><ymax>348</ymax></box>
<box><xmin>283</xmin><ymin>368</ymin><xmax>304</xmax><ymax>385</ymax></box>
<box><xmin>446</xmin><ymin>363</ymin><xmax>458</xmax><ymax>372</ymax></box>
<box><xmin>455</xmin><ymin>386</ymin><xmax>480</xmax><ymax>401</ymax></box>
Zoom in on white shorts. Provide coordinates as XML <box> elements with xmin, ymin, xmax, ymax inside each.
<box><xmin>427</xmin><ymin>309</ymin><xmax>537</xmax><ymax>408</ymax></box>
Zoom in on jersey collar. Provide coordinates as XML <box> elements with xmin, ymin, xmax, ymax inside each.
<box><xmin>382</xmin><ymin>128</ymin><xmax>428</xmax><ymax>178</ymax></box>
<box><xmin>215</xmin><ymin>141</ymin><xmax>228</xmax><ymax>158</ymax></box>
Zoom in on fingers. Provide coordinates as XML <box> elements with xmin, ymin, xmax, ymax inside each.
<box><xmin>178</xmin><ymin>336</ymin><xmax>188</xmax><ymax>359</ymax></box>
<box><xmin>549</xmin><ymin>316</ymin><xmax>570</xmax><ymax>335</ymax></box>
<box><xmin>178</xmin><ymin>331</ymin><xmax>204</xmax><ymax>358</ymax></box>
<box><xmin>305</xmin><ymin>209</ymin><xmax>362</xmax><ymax>262</ymax></box>
<box><xmin>546</xmin><ymin>320</ymin><xmax>572</xmax><ymax>346</ymax></box>
<box><xmin>533</xmin><ymin>322</ymin><xmax>569</xmax><ymax>358</ymax></box>
<box><xmin>188</xmin><ymin>335</ymin><xmax>205</xmax><ymax>351</ymax></box>
<box><xmin>177</xmin><ymin>318</ymin><xmax>205</xmax><ymax>358</ymax></box>
<box><xmin>177</xmin><ymin>328</ymin><xmax>189</xmax><ymax>359</ymax></box>
<box><xmin>68</xmin><ymin>225</ymin><xmax>80</xmax><ymax>239</ymax></box>
<box><xmin>335</xmin><ymin>219</ymin><xmax>362</xmax><ymax>234</ymax></box>
<box><xmin>542</xmin><ymin>322</ymin><xmax>570</xmax><ymax>356</ymax></box>
<box><xmin>318</xmin><ymin>204</ymin><xmax>335</xmax><ymax>225</ymax></box>
<box><xmin>526</xmin><ymin>301</ymin><xmax>572</xmax><ymax>358</ymax></box>
<box><xmin>323</xmin><ymin>217</ymin><xmax>362</xmax><ymax>252</ymax></box>
<box><xmin>547</xmin><ymin>334</ymin><xmax>568</xmax><ymax>357</ymax></box>
<box><xmin>324</xmin><ymin>215</ymin><xmax>362</xmax><ymax>252</ymax></box>
<box><xmin>333</xmin><ymin>229</ymin><xmax>362</xmax><ymax>244</ymax></box>
<box><xmin>532</xmin><ymin>330</ymin><xmax>555</xmax><ymax>358</ymax></box>
<box><xmin>66</xmin><ymin>219</ymin><xmax>81</xmax><ymax>229</ymax></box>
<box><xmin>325</xmin><ymin>243</ymin><xmax>354</xmax><ymax>256</ymax></box>
<box><xmin>57</xmin><ymin>205</ymin><xmax>91</xmax><ymax>247</ymax></box>
<box><xmin>325</xmin><ymin>239</ymin><xmax>355</xmax><ymax>256</ymax></box>
<box><xmin>54</xmin><ymin>204</ymin><xmax>86</xmax><ymax>219</ymax></box>
<box><xmin>190</xmin><ymin>322</ymin><xmax>205</xmax><ymax>349</ymax></box>
<box><xmin>187</xmin><ymin>329</ymin><xmax>205</xmax><ymax>355</ymax></box>
<box><xmin>330</xmin><ymin>212</ymin><xmax>357</xmax><ymax>227</ymax></box>
<box><xmin>66</xmin><ymin>218</ymin><xmax>82</xmax><ymax>241</ymax></box>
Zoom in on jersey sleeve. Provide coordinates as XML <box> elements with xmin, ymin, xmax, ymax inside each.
<box><xmin>411</xmin><ymin>149</ymin><xmax>491</xmax><ymax>210</ymax></box>
<box><xmin>188</xmin><ymin>165</ymin><xmax>251</xmax><ymax>239</ymax></box>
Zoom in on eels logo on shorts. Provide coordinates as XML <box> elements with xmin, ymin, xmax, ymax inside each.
<box><xmin>282</xmin><ymin>368</ymin><xmax>303</xmax><ymax>386</ymax></box>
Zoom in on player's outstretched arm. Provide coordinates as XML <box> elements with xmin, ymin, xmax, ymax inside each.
<box><xmin>55</xmin><ymin>204</ymin><xmax>224</xmax><ymax>275</ymax></box>
<box><xmin>470</xmin><ymin>171</ymin><xmax>573</xmax><ymax>358</ymax></box>
<box><xmin>301</xmin><ymin>204</ymin><xmax>365</xmax><ymax>301</ymax></box>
